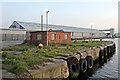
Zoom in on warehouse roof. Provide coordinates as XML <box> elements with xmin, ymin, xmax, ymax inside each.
<box><xmin>0</xmin><ymin>28</ymin><xmax>26</xmax><ymax>31</ymax></box>
<box><xmin>9</xmin><ymin>21</ymin><xmax>104</xmax><ymax>33</ymax></box>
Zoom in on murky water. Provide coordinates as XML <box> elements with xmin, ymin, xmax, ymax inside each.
<box><xmin>88</xmin><ymin>38</ymin><xmax>118</xmax><ymax>79</ymax></box>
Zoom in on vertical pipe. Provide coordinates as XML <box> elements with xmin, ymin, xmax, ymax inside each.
<box><xmin>46</xmin><ymin>11</ymin><xmax>49</xmax><ymax>46</ymax></box>
<box><xmin>41</xmin><ymin>15</ymin><xmax>43</xmax><ymax>31</ymax></box>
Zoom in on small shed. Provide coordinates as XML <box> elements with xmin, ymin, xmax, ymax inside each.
<box><xmin>27</xmin><ymin>29</ymin><xmax>71</xmax><ymax>45</ymax></box>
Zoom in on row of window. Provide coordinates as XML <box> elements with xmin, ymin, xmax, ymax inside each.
<box><xmin>1</xmin><ymin>34</ymin><xmax>25</xmax><ymax>41</ymax></box>
<box><xmin>51</xmin><ymin>33</ymin><xmax>68</xmax><ymax>40</ymax></box>
<box><xmin>37</xmin><ymin>33</ymin><xmax>68</xmax><ymax>40</ymax></box>
<box><xmin>72</xmin><ymin>32</ymin><xmax>106</xmax><ymax>37</ymax></box>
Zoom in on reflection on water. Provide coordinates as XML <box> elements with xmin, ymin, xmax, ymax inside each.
<box><xmin>77</xmin><ymin>38</ymin><xmax>118</xmax><ymax>80</ymax></box>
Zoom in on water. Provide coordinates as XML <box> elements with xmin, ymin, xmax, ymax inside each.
<box><xmin>88</xmin><ymin>38</ymin><xmax>118</xmax><ymax>79</ymax></box>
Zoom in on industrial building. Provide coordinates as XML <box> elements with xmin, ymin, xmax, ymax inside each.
<box><xmin>0</xmin><ymin>28</ymin><xmax>26</xmax><ymax>41</ymax></box>
<box><xmin>9</xmin><ymin>21</ymin><xmax>107</xmax><ymax>38</ymax></box>
<box><xmin>99</xmin><ymin>28</ymin><xmax>114</xmax><ymax>37</ymax></box>
<box><xmin>1</xmin><ymin>21</ymin><xmax>107</xmax><ymax>45</ymax></box>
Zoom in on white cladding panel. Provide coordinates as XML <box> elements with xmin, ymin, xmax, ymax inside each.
<box><xmin>0</xmin><ymin>29</ymin><xmax>26</xmax><ymax>34</ymax></box>
<box><xmin>72</xmin><ymin>32</ymin><xmax>83</xmax><ymax>38</ymax></box>
<box><xmin>0</xmin><ymin>29</ymin><xmax>26</xmax><ymax>41</ymax></box>
<box><xmin>71</xmin><ymin>32</ymin><xmax>106</xmax><ymax>38</ymax></box>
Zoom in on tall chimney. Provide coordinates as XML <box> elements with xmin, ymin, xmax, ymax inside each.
<box><xmin>41</xmin><ymin>15</ymin><xmax>43</xmax><ymax>31</ymax></box>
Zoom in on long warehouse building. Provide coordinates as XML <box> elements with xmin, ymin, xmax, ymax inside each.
<box><xmin>1</xmin><ymin>21</ymin><xmax>107</xmax><ymax>42</ymax></box>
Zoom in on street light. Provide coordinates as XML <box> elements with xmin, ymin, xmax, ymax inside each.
<box><xmin>91</xmin><ymin>24</ymin><xmax>92</xmax><ymax>41</ymax></box>
<box><xmin>45</xmin><ymin>9</ymin><xmax>49</xmax><ymax>46</ymax></box>
<box><xmin>90</xmin><ymin>23</ymin><xmax>94</xmax><ymax>41</ymax></box>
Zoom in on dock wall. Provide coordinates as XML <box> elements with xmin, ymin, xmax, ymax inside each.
<box><xmin>19</xmin><ymin>41</ymin><xmax>116</xmax><ymax>79</ymax></box>
<box><xmin>4</xmin><ymin>42</ymin><xmax>116</xmax><ymax>79</ymax></box>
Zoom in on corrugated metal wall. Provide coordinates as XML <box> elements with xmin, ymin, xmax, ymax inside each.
<box><xmin>1</xmin><ymin>34</ymin><xmax>26</xmax><ymax>41</ymax></box>
<box><xmin>0</xmin><ymin>29</ymin><xmax>26</xmax><ymax>41</ymax></box>
<box><xmin>71</xmin><ymin>32</ymin><xmax>106</xmax><ymax>38</ymax></box>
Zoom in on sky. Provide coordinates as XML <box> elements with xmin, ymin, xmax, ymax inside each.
<box><xmin>0</xmin><ymin>0</ymin><xmax>119</xmax><ymax>32</ymax></box>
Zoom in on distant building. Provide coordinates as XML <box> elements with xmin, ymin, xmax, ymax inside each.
<box><xmin>0</xmin><ymin>21</ymin><xmax>107</xmax><ymax>46</ymax></box>
<box><xmin>27</xmin><ymin>29</ymin><xmax>71</xmax><ymax>45</ymax></box>
<box><xmin>110</xmin><ymin>28</ymin><xmax>114</xmax><ymax>37</ymax></box>
<box><xmin>0</xmin><ymin>29</ymin><xmax>26</xmax><ymax>41</ymax></box>
<box><xmin>9</xmin><ymin>21</ymin><xmax>106</xmax><ymax>39</ymax></box>
<box><xmin>113</xmin><ymin>33</ymin><xmax>120</xmax><ymax>38</ymax></box>
<box><xmin>99</xmin><ymin>28</ymin><xmax>114</xmax><ymax>37</ymax></box>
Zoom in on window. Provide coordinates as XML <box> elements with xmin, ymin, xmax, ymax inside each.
<box><xmin>59</xmin><ymin>35</ymin><xmax>61</xmax><ymax>39</ymax></box>
<box><xmin>37</xmin><ymin>34</ymin><xmax>42</xmax><ymax>40</ymax></box>
<box><xmin>12</xmin><ymin>34</ymin><xmax>17</xmax><ymax>40</ymax></box>
<box><xmin>51</xmin><ymin>33</ymin><xmax>56</xmax><ymax>40</ymax></box>
<box><xmin>17</xmin><ymin>34</ymin><xmax>19</xmax><ymax>40</ymax></box>
<box><xmin>12</xmin><ymin>26</ymin><xmax>16</xmax><ymax>28</ymax></box>
<box><xmin>72</xmin><ymin>32</ymin><xmax>74</xmax><ymax>36</ymax></box>
<box><xmin>65</xmin><ymin>34</ymin><xmax>68</xmax><ymax>40</ymax></box>
<box><xmin>82</xmin><ymin>32</ymin><xmax>83</xmax><ymax>36</ymax></box>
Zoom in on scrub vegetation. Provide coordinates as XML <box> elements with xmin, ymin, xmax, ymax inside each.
<box><xmin>2</xmin><ymin>41</ymin><xmax>107</xmax><ymax>75</ymax></box>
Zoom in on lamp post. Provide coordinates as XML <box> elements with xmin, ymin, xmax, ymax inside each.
<box><xmin>90</xmin><ymin>23</ymin><xmax>94</xmax><ymax>41</ymax></box>
<box><xmin>45</xmin><ymin>9</ymin><xmax>49</xmax><ymax>46</ymax></box>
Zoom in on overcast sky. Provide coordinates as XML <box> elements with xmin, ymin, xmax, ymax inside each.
<box><xmin>1</xmin><ymin>0</ymin><xmax>119</xmax><ymax>32</ymax></box>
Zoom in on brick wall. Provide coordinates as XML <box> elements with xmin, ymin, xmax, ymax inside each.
<box><xmin>48</xmin><ymin>31</ymin><xmax>71</xmax><ymax>44</ymax></box>
<box><xmin>29</xmin><ymin>31</ymin><xmax>71</xmax><ymax>45</ymax></box>
<box><xmin>30</xmin><ymin>31</ymin><xmax>47</xmax><ymax>45</ymax></box>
